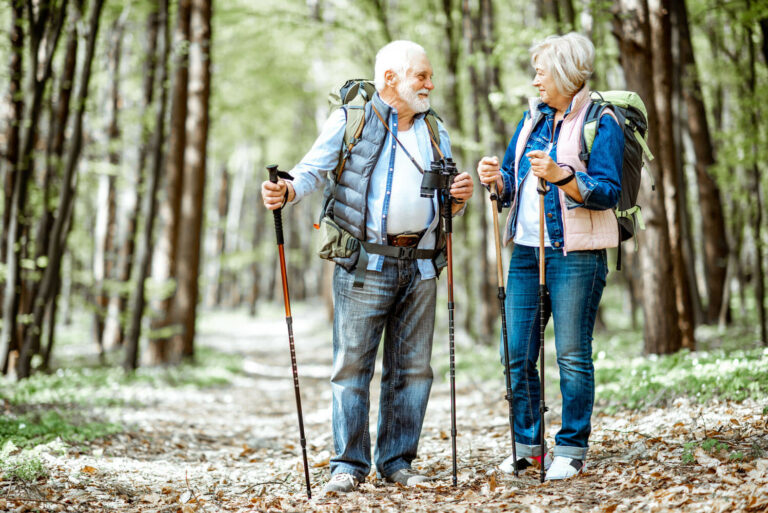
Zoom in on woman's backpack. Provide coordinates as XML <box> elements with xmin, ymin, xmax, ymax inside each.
<box><xmin>579</xmin><ymin>90</ymin><xmax>655</xmax><ymax>268</ymax></box>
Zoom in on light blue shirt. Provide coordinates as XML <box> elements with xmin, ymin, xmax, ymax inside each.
<box><xmin>289</xmin><ymin>98</ymin><xmax>455</xmax><ymax>279</ymax></box>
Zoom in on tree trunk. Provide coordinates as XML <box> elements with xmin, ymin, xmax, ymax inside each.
<box><xmin>149</xmin><ymin>0</ymin><xmax>191</xmax><ymax>365</ymax></box>
<box><xmin>649</xmin><ymin>0</ymin><xmax>696</xmax><ymax>350</ymax></box>
<box><xmin>94</xmin><ymin>18</ymin><xmax>123</xmax><ymax>350</ymax></box>
<box><xmin>746</xmin><ymin>10</ymin><xmax>767</xmax><ymax>345</ymax></box>
<box><xmin>224</xmin><ymin>159</ymin><xmax>248</xmax><ymax>306</ymax></box>
<box><xmin>209</xmin><ymin>164</ymin><xmax>229</xmax><ymax>307</ymax></box>
<box><xmin>104</xmin><ymin>7</ymin><xmax>160</xmax><ymax>349</ymax></box>
<box><xmin>674</xmin><ymin>0</ymin><xmax>729</xmax><ymax>324</ymax></box>
<box><xmin>1</xmin><ymin>0</ymin><xmax>25</xmax><ymax>303</ymax></box>
<box><xmin>613</xmin><ymin>0</ymin><xmax>681</xmax><ymax>355</ymax></box>
<box><xmin>124</xmin><ymin>0</ymin><xmax>171</xmax><ymax>371</ymax></box>
<box><xmin>2</xmin><ymin>0</ymin><xmax>69</xmax><ymax>376</ymax></box>
<box><xmin>16</xmin><ymin>0</ymin><xmax>105</xmax><ymax>379</ymax></box>
<box><xmin>558</xmin><ymin>0</ymin><xmax>576</xmax><ymax>31</ymax></box>
<box><xmin>169</xmin><ymin>0</ymin><xmax>212</xmax><ymax>362</ymax></box>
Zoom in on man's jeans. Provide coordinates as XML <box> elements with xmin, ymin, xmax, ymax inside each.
<box><xmin>330</xmin><ymin>256</ymin><xmax>436</xmax><ymax>481</ymax></box>
<box><xmin>502</xmin><ymin>244</ymin><xmax>607</xmax><ymax>461</ymax></box>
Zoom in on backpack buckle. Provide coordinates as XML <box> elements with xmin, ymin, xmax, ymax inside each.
<box><xmin>397</xmin><ymin>247</ymin><xmax>416</xmax><ymax>259</ymax></box>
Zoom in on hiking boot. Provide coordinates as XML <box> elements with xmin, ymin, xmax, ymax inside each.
<box><xmin>545</xmin><ymin>456</ymin><xmax>585</xmax><ymax>480</ymax></box>
<box><xmin>385</xmin><ymin>468</ymin><xmax>430</xmax><ymax>486</ymax></box>
<box><xmin>321</xmin><ymin>473</ymin><xmax>359</xmax><ymax>495</ymax></box>
<box><xmin>499</xmin><ymin>452</ymin><xmax>553</xmax><ymax>474</ymax></box>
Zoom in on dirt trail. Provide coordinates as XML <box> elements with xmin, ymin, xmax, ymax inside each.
<box><xmin>2</xmin><ymin>302</ymin><xmax>767</xmax><ymax>512</ymax></box>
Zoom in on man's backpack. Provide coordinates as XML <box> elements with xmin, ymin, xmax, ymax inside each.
<box><xmin>328</xmin><ymin>79</ymin><xmax>442</xmax><ymax>182</ymax></box>
<box><xmin>579</xmin><ymin>90</ymin><xmax>655</xmax><ymax>268</ymax></box>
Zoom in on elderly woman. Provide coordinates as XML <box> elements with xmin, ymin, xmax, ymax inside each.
<box><xmin>477</xmin><ymin>33</ymin><xmax>623</xmax><ymax>480</ymax></box>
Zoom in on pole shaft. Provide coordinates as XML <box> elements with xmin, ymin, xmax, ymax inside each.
<box><xmin>538</xmin><ymin>181</ymin><xmax>547</xmax><ymax>484</ymax></box>
<box><xmin>447</xmin><ymin>232</ymin><xmax>457</xmax><ymax>487</ymax></box>
<box><xmin>268</xmin><ymin>168</ymin><xmax>311</xmax><ymax>497</ymax></box>
<box><xmin>275</xmin><ymin>237</ymin><xmax>311</xmax><ymax>498</ymax></box>
<box><xmin>490</xmin><ymin>184</ymin><xmax>518</xmax><ymax>476</ymax></box>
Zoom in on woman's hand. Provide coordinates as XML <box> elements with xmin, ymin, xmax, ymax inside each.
<box><xmin>476</xmin><ymin>156</ymin><xmax>504</xmax><ymax>192</ymax></box>
<box><xmin>526</xmin><ymin>150</ymin><xmax>582</xmax><ymax>202</ymax></box>
<box><xmin>525</xmin><ymin>150</ymin><xmax>571</xmax><ymax>183</ymax></box>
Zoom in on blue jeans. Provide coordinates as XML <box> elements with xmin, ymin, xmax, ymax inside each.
<box><xmin>330</xmin><ymin>257</ymin><xmax>436</xmax><ymax>481</ymax></box>
<box><xmin>502</xmin><ymin>244</ymin><xmax>607</xmax><ymax>460</ymax></box>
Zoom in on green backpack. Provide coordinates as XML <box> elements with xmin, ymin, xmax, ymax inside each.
<box><xmin>579</xmin><ymin>90</ymin><xmax>655</xmax><ymax>269</ymax></box>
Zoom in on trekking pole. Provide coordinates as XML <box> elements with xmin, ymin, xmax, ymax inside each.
<box><xmin>537</xmin><ymin>177</ymin><xmax>549</xmax><ymax>484</ymax></box>
<box><xmin>266</xmin><ymin>164</ymin><xmax>312</xmax><ymax>498</ymax></box>
<box><xmin>489</xmin><ymin>183</ymin><xmax>518</xmax><ymax>477</ymax></box>
<box><xmin>440</xmin><ymin>160</ymin><xmax>459</xmax><ymax>487</ymax></box>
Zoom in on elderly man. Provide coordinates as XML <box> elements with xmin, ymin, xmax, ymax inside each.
<box><xmin>262</xmin><ymin>40</ymin><xmax>473</xmax><ymax>494</ymax></box>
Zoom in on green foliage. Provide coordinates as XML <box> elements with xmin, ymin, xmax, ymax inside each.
<box><xmin>701</xmin><ymin>438</ymin><xmax>728</xmax><ymax>453</ymax></box>
<box><xmin>682</xmin><ymin>442</ymin><xmax>696</xmax><ymax>464</ymax></box>
<box><xmin>0</xmin><ymin>347</ymin><xmax>244</xmax><ymax>407</ymax></box>
<box><xmin>0</xmin><ymin>411</ymin><xmax>121</xmax><ymax>448</ymax></box>
<box><xmin>680</xmin><ymin>437</ymin><xmax>744</xmax><ymax>464</ymax></box>
<box><xmin>594</xmin><ymin>347</ymin><xmax>768</xmax><ymax>410</ymax></box>
<box><xmin>0</xmin><ymin>453</ymin><xmax>49</xmax><ymax>483</ymax></box>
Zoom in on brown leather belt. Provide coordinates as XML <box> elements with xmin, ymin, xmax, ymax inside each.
<box><xmin>387</xmin><ymin>231</ymin><xmax>425</xmax><ymax>248</ymax></box>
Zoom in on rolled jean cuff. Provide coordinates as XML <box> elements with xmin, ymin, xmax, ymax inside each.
<box><xmin>515</xmin><ymin>442</ymin><xmax>548</xmax><ymax>458</ymax></box>
<box><xmin>553</xmin><ymin>445</ymin><xmax>588</xmax><ymax>460</ymax></box>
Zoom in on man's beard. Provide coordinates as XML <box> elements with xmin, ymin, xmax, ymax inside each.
<box><xmin>397</xmin><ymin>80</ymin><xmax>430</xmax><ymax>113</ymax></box>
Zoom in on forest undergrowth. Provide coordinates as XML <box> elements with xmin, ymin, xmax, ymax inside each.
<box><xmin>1</xmin><ymin>301</ymin><xmax>767</xmax><ymax>512</ymax></box>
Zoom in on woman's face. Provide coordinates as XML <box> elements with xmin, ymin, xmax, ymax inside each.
<box><xmin>532</xmin><ymin>64</ymin><xmax>568</xmax><ymax>108</ymax></box>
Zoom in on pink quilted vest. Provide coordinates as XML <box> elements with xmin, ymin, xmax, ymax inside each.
<box><xmin>505</xmin><ymin>87</ymin><xmax>619</xmax><ymax>252</ymax></box>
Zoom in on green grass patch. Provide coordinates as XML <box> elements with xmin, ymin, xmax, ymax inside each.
<box><xmin>0</xmin><ymin>346</ymin><xmax>244</xmax><ymax>407</ymax></box>
<box><xmin>0</xmin><ymin>453</ymin><xmax>48</xmax><ymax>482</ymax></box>
<box><xmin>595</xmin><ymin>347</ymin><xmax>768</xmax><ymax>410</ymax></box>
<box><xmin>0</xmin><ymin>410</ymin><xmax>121</xmax><ymax>448</ymax></box>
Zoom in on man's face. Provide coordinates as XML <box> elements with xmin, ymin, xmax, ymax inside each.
<box><xmin>395</xmin><ymin>53</ymin><xmax>434</xmax><ymax>114</ymax></box>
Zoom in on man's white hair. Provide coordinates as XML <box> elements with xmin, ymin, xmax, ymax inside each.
<box><xmin>530</xmin><ymin>32</ymin><xmax>594</xmax><ymax>97</ymax></box>
<box><xmin>374</xmin><ymin>40</ymin><xmax>427</xmax><ymax>92</ymax></box>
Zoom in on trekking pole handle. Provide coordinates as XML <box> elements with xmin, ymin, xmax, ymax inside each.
<box><xmin>266</xmin><ymin>165</ymin><xmax>285</xmax><ymax>245</ymax></box>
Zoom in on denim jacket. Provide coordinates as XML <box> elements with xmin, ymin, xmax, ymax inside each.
<box><xmin>500</xmin><ymin>94</ymin><xmax>623</xmax><ymax>250</ymax></box>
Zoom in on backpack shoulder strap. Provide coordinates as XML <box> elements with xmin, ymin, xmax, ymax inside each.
<box><xmin>424</xmin><ymin>111</ymin><xmax>444</xmax><ymax>161</ymax></box>
<box><xmin>334</xmin><ymin>100</ymin><xmax>367</xmax><ymax>183</ymax></box>
<box><xmin>580</xmin><ymin>100</ymin><xmax>607</xmax><ymax>164</ymax></box>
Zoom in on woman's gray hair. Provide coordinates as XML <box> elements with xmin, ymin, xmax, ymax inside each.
<box><xmin>530</xmin><ymin>32</ymin><xmax>594</xmax><ymax>96</ymax></box>
<box><xmin>374</xmin><ymin>40</ymin><xmax>427</xmax><ymax>91</ymax></box>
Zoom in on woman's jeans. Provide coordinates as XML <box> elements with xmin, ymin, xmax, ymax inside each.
<box><xmin>330</xmin><ymin>257</ymin><xmax>436</xmax><ymax>481</ymax></box>
<box><xmin>503</xmin><ymin>244</ymin><xmax>607</xmax><ymax>460</ymax></box>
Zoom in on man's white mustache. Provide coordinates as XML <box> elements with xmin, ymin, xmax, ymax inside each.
<box><xmin>416</xmin><ymin>89</ymin><xmax>429</xmax><ymax>96</ymax></box>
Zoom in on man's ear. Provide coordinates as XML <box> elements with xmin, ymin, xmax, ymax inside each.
<box><xmin>384</xmin><ymin>69</ymin><xmax>398</xmax><ymax>87</ymax></box>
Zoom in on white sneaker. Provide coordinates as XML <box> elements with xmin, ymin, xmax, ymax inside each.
<box><xmin>545</xmin><ymin>456</ymin><xmax>585</xmax><ymax>480</ymax></box>
<box><xmin>386</xmin><ymin>468</ymin><xmax>430</xmax><ymax>486</ymax></box>
<box><xmin>499</xmin><ymin>452</ymin><xmax>553</xmax><ymax>474</ymax></box>
<box><xmin>321</xmin><ymin>473</ymin><xmax>359</xmax><ymax>495</ymax></box>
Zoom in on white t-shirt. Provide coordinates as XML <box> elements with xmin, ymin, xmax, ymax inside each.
<box><xmin>514</xmin><ymin>170</ymin><xmax>552</xmax><ymax>247</ymax></box>
<box><xmin>386</xmin><ymin>127</ymin><xmax>433</xmax><ymax>235</ymax></box>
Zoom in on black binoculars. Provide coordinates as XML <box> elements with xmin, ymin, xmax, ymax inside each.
<box><xmin>420</xmin><ymin>158</ymin><xmax>458</xmax><ymax>198</ymax></box>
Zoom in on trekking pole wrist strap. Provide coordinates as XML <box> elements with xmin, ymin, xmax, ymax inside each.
<box><xmin>551</xmin><ymin>164</ymin><xmax>576</xmax><ymax>187</ymax></box>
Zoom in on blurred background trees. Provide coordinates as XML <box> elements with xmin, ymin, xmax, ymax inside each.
<box><xmin>0</xmin><ymin>0</ymin><xmax>765</xmax><ymax>379</ymax></box>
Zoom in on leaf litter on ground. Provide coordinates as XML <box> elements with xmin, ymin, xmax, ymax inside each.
<box><xmin>1</xmin><ymin>303</ymin><xmax>766</xmax><ymax>512</ymax></box>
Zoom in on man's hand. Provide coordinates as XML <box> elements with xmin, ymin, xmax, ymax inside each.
<box><xmin>261</xmin><ymin>179</ymin><xmax>294</xmax><ymax>210</ymax></box>
<box><xmin>449</xmin><ymin>172</ymin><xmax>474</xmax><ymax>203</ymax></box>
